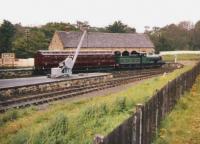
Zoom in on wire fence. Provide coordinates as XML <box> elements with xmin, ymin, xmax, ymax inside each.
<box><xmin>94</xmin><ymin>62</ymin><xmax>200</xmax><ymax>144</ymax></box>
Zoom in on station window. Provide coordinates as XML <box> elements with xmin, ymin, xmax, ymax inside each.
<box><xmin>122</xmin><ymin>51</ymin><xmax>129</xmax><ymax>56</ymax></box>
<box><xmin>131</xmin><ymin>51</ymin><xmax>139</xmax><ymax>56</ymax></box>
<box><xmin>114</xmin><ymin>51</ymin><xmax>121</xmax><ymax>56</ymax></box>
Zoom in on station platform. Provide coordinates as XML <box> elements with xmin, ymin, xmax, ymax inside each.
<box><xmin>0</xmin><ymin>73</ymin><xmax>110</xmax><ymax>89</ymax></box>
<box><xmin>0</xmin><ymin>73</ymin><xmax>113</xmax><ymax>99</ymax></box>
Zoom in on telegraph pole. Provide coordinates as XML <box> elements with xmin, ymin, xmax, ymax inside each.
<box><xmin>25</xmin><ymin>28</ymin><xmax>30</xmax><ymax>51</ymax></box>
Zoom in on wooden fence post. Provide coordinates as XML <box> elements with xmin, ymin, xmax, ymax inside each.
<box><xmin>136</xmin><ymin>104</ymin><xmax>143</xmax><ymax>144</ymax></box>
<box><xmin>132</xmin><ymin>114</ymin><xmax>137</xmax><ymax>144</ymax></box>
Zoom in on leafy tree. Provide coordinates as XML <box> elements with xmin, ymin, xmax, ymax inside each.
<box><xmin>106</xmin><ymin>21</ymin><xmax>136</xmax><ymax>33</ymax></box>
<box><xmin>125</xmin><ymin>27</ymin><xmax>136</xmax><ymax>33</ymax></box>
<box><xmin>0</xmin><ymin>20</ymin><xmax>16</xmax><ymax>53</ymax></box>
<box><xmin>12</xmin><ymin>28</ymin><xmax>48</xmax><ymax>58</ymax></box>
<box><xmin>148</xmin><ymin>22</ymin><xmax>193</xmax><ymax>52</ymax></box>
<box><xmin>178</xmin><ymin>21</ymin><xmax>194</xmax><ymax>30</ymax></box>
<box><xmin>41</xmin><ymin>22</ymin><xmax>77</xmax><ymax>42</ymax></box>
<box><xmin>2</xmin><ymin>19</ymin><xmax>200</xmax><ymax>58</ymax></box>
<box><xmin>88</xmin><ymin>27</ymin><xmax>107</xmax><ymax>32</ymax></box>
<box><xmin>12</xmin><ymin>22</ymin><xmax>77</xmax><ymax>58</ymax></box>
<box><xmin>192</xmin><ymin>21</ymin><xmax>200</xmax><ymax>50</ymax></box>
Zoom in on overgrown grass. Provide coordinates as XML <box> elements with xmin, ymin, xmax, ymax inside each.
<box><xmin>0</xmin><ymin>107</ymin><xmax>36</xmax><ymax>126</ymax></box>
<box><xmin>162</xmin><ymin>54</ymin><xmax>200</xmax><ymax>62</ymax></box>
<box><xmin>0</xmin><ymin>66</ymin><xmax>193</xmax><ymax>144</ymax></box>
<box><xmin>153</xmin><ymin>75</ymin><xmax>200</xmax><ymax>144</ymax></box>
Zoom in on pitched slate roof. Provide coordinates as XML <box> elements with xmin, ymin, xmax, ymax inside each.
<box><xmin>56</xmin><ymin>31</ymin><xmax>154</xmax><ymax>48</ymax></box>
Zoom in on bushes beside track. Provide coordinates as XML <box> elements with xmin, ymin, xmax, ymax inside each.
<box><xmin>0</xmin><ymin>107</ymin><xmax>36</xmax><ymax>126</ymax></box>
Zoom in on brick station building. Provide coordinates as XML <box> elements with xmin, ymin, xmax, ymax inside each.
<box><xmin>49</xmin><ymin>31</ymin><xmax>155</xmax><ymax>56</ymax></box>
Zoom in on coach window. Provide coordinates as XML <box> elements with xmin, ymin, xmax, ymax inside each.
<box><xmin>122</xmin><ymin>51</ymin><xmax>129</xmax><ymax>56</ymax></box>
<box><xmin>114</xmin><ymin>51</ymin><xmax>121</xmax><ymax>56</ymax></box>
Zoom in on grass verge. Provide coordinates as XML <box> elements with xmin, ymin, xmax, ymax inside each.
<box><xmin>0</xmin><ymin>66</ymin><xmax>193</xmax><ymax>144</ymax></box>
<box><xmin>162</xmin><ymin>54</ymin><xmax>200</xmax><ymax>62</ymax></box>
<box><xmin>153</xmin><ymin>74</ymin><xmax>200</xmax><ymax>144</ymax></box>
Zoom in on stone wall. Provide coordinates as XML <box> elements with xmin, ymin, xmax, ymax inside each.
<box><xmin>60</xmin><ymin>47</ymin><xmax>155</xmax><ymax>54</ymax></box>
<box><xmin>49</xmin><ymin>32</ymin><xmax>64</xmax><ymax>50</ymax></box>
<box><xmin>0</xmin><ymin>73</ymin><xmax>113</xmax><ymax>100</ymax></box>
<box><xmin>0</xmin><ymin>68</ymin><xmax>34</xmax><ymax>79</ymax></box>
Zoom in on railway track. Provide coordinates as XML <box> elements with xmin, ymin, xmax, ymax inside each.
<box><xmin>0</xmin><ymin>68</ymin><xmax>174</xmax><ymax>112</ymax></box>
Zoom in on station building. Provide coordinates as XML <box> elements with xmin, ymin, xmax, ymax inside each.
<box><xmin>49</xmin><ymin>31</ymin><xmax>155</xmax><ymax>56</ymax></box>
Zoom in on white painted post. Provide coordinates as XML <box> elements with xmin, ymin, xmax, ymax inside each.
<box><xmin>174</xmin><ymin>54</ymin><xmax>177</xmax><ymax>63</ymax></box>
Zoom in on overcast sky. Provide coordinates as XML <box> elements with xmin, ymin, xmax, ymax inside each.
<box><xmin>0</xmin><ymin>0</ymin><xmax>200</xmax><ymax>32</ymax></box>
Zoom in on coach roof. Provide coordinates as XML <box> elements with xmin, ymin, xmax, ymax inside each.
<box><xmin>56</xmin><ymin>31</ymin><xmax>154</xmax><ymax>48</ymax></box>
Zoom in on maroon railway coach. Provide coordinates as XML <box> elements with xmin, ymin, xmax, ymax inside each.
<box><xmin>34</xmin><ymin>50</ymin><xmax>116</xmax><ymax>73</ymax></box>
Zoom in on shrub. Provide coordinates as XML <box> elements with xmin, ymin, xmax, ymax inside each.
<box><xmin>0</xmin><ymin>109</ymin><xmax>19</xmax><ymax>126</ymax></box>
<box><xmin>82</xmin><ymin>105</ymin><xmax>96</xmax><ymax>120</ymax></box>
<box><xmin>97</xmin><ymin>103</ymin><xmax>108</xmax><ymax>117</ymax></box>
<box><xmin>80</xmin><ymin>103</ymin><xmax>109</xmax><ymax>121</ymax></box>
<box><xmin>9</xmin><ymin>130</ymin><xmax>29</xmax><ymax>144</ymax></box>
<box><xmin>0</xmin><ymin>107</ymin><xmax>37</xmax><ymax>126</ymax></box>
<box><xmin>126</xmin><ymin>98</ymin><xmax>136</xmax><ymax>109</ymax></box>
<box><xmin>115</xmin><ymin>97</ymin><xmax>127</xmax><ymax>112</ymax></box>
<box><xmin>33</xmin><ymin>113</ymin><xmax>68</xmax><ymax>144</ymax></box>
<box><xmin>176</xmin><ymin>98</ymin><xmax>188</xmax><ymax>110</ymax></box>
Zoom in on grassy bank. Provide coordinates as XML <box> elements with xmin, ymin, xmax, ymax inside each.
<box><xmin>162</xmin><ymin>54</ymin><xmax>200</xmax><ymax>62</ymax></box>
<box><xmin>0</xmin><ymin>66</ymin><xmax>193</xmax><ymax>144</ymax></box>
<box><xmin>154</xmin><ymin>75</ymin><xmax>200</xmax><ymax>144</ymax></box>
